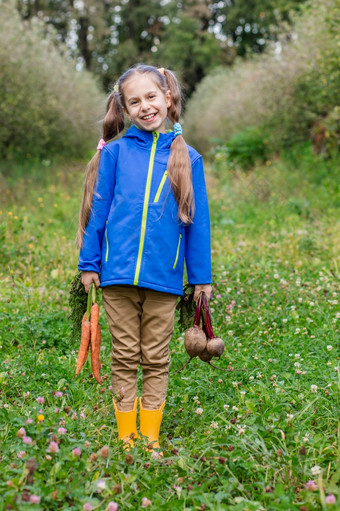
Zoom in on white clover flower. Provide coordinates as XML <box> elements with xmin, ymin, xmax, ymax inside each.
<box><xmin>295</xmin><ymin>354</ymin><xmax>300</xmax><ymax>359</ymax></box>
<box><xmin>195</xmin><ymin>407</ymin><xmax>203</xmax><ymax>416</ymax></box>
<box><xmin>327</xmin><ymin>345</ymin><xmax>333</xmax><ymax>351</ymax></box>
<box><xmin>210</xmin><ymin>421</ymin><xmax>219</xmax><ymax>429</ymax></box>
<box><xmin>240</xmin><ymin>391</ymin><xmax>246</xmax><ymax>397</ymax></box>
<box><xmin>193</xmin><ymin>396</ymin><xmax>199</xmax><ymax>402</ymax></box>
<box><xmin>310</xmin><ymin>385</ymin><xmax>318</xmax><ymax>393</ymax></box>
<box><xmin>96</xmin><ymin>480</ymin><xmax>107</xmax><ymax>490</ymax></box>
<box><xmin>256</xmin><ymin>372</ymin><xmax>263</xmax><ymax>379</ymax></box>
<box><xmin>283</xmin><ymin>318</ymin><xmax>288</xmax><ymax>323</ymax></box>
<box><xmin>249</xmin><ymin>376</ymin><xmax>254</xmax><ymax>381</ymax></box>
<box><xmin>232</xmin><ymin>406</ymin><xmax>239</xmax><ymax>411</ymax></box>
<box><xmin>237</xmin><ymin>425</ymin><xmax>246</xmax><ymax>435</ymax></box>
<box><xmin>232</xmin><ymin>381</ymin><xmax>238</xmax><ymax>388</ymax></box>
<box><xmin>311</xmin><ymin>465</ymin><xmax>322</xmax><ymax>476</ymax></box>
<box><xmin>327</xmin><ymin>361</ymin><xmax>332</xmax><ymax>366</ymax></box>
<box><xmin>303</xmin><ymin>436</ymin><xmax>309</xmax><ymax>442</ymax></box>
<box><xmin>224</xmin><ymin>404</ymin><xmax>230</xmax><ymax>411</ymax></box>
<box><xmin>287</xmin><ymin>413</ymin><xmax>294</xmax><ymax>421</ymax></box>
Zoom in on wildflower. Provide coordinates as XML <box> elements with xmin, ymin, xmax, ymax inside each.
<box><xmin>106</xmin><ymin>503</ymin><xmax>119</xmax><ymax>511</ymax></box>
<box><xmin>240</xmin><ymin>391</ymin><xmax>246</xmax><ymax>397</ymax></box>
<box><xmin>17</xmin><ymin>427</ymin><xmax>26</xmax><ymax>439</ymax></box>
<box><xmin>173</xmin><ymin>484</ymin><xmax>182</xmax><ymax>495</ymax></box>
<box><xmin>210</xmin><ymin>421</ymin><xmax>219</xmax><ymax>429</ymax></box>
<box><xmin>98</xmin><ymin>445</ymin><xmax>109</xmax><ymax>458</ymax></box>
<box><xmin>17</xmin><ymin>451</ymin><xmax>26</xmax><ymax>458</ymax></box>
<box><xmin>37</xmin><ymin>414</ymin><xmax>44</xmax><ymax>422</ymax></box>
<box><xmin>23</xmin><ymin>436</ymin><xmax>32</xmax><ymax>445</ymax></box>
<box><xmin>47</xmin><ymin>441</ymin><xmax>59</xmax><ymax>453</ymax></box>
<box><xmin>306</xmin><ymin>480</ymin><xmax>318</xmax><ymax>491</ymax></box>
<box><xmin>96</xmin><ymin>480</ymin><xmax>107</xmax><ymax>490</ymax></box>
<box><xmin>80</xmin><ymin>412</ymin><xmax>86</xmax><ymax>419</ymax></box>
<box><xmin>223</xmin><ymin>404</ymin><xmax>230</xmax><ymax>411</ymax></box>
<box><xmin>310</xmin><ymin>385</ymin><xmax>318</xmax><ymax>393</ymax></box>
<box><xmin>71</xmin><ymin>413</ymin><xmax>78</xmax><ymax>420</ymax></box>
<box><xmin>195</xmin><ymin>407</ymin><xmax>203</xmax><ymax>415</ymax></box>
<box><xmin>287</xmin><ymin>414</ymin><xmax>293</xmax><ymax>421</ymax></box>
<box><xmin>141</xmin><ymin>497</ymin><xmax>152</xmax><ymax>507</ymax></box>
<box><xmin>36</xmin><ymin>396</ymin><xmax>44</xmax><ymax>404</ymax></box>
<box><xmin>193</xmin><ymin>396</ymin><xmax>199</xmax><ymax>402</ymax></box>
<box><xmin>303</xmin><ymin>436</ymin><xmax>309</xmax><ymax>442</ymax></box>
<box><xmin>327</xmin><ymin>345</ymin><xmax>333</xmax><ymax>351</ymax></box>
<box><xmin>237</xmin><ymin>425</ymin><xmax>246</xmax><ymax>435</ymax></box>
<box><xmin>311</xmin><ymin>465</ymin><xmax>322</xmax><ymax>476</ymax></box>
<box><xmin>29</xmin><ymin>495</ymin><xmax>41</xmax><ymax>504</ymax></box>
<box><xmin>151</xmin><ymin>450</ymin><xmax>162</xmax><ymax>459</ymax></box>
<box><xmin>232</xmin><ymin>406</ymin><xmax>238</xmax><ymax>411</ymax></box>
<box><xmin>295</xmin><ymin>354</ymin><xmax>300</xmax><ymax>359</ymax></box>
<box><xmin>55</xmin><ymin>391</ymin><xmax>63</xmax><ymax>398</ymax></box>
<box><xmin>26</xmin><ymin>418</ymin><xmax>33</xmax><ymax>425</ymax></box>
<box><xmin>58</xmin><ymin>427</ymin><xmax>66</xmax><ymax>435</ymax></box>
<box><xmin>83</xmin><ymin>504</ymin><xmax>92</xmax><ymax>511</ymax></box>
<box><xmin>55</xmin><ymin>408</ymin><xmax>59</xmax><ymax>413</ymax></box>
<box><xmin>325</xmin><ymin>494</ymin><xmax>336</xmax><ymax>505</ymax></box>
<box><xmin>24</xmin><ymin>391</ymin><xmax>30</xmax><ymax>398</ymax></box>
<box><xmin>85</xmin><ymin>441</ymin><xmax>91</xmax><ymax>448</ymax></box>
<box><xmin>72</xmin><ymin>448</ymin><xmax>81</xmax><ymax>457</ymax></box>
<box><xmin>232</xmin><ymin>381</ymin><xmax>238</xmax><ymax>388</ymax></box>
<box><xmin>256</xmin><ymin>372</ymin><xmax>263</xmax><ymax>379</ymax></box>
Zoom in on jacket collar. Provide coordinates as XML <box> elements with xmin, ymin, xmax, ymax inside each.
<box><xmin>123</xmin><ymin>125</ymin><xmax>176</xmax><ymax>149</ymax></box>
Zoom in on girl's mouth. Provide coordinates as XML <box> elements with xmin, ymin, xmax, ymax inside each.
<box><xmin>141</xmin><ymin>113</ymin><xmax>157</xmax><ymax>122</ymax></box>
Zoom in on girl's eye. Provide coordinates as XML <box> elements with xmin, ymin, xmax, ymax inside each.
<box><xmin>149</xmin><ymin>95</ymin><xmax>155</xmax><ymax>99</ymax></box>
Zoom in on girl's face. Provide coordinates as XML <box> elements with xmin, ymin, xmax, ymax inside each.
<box><xmin>122</xmin><ymin>73</ymin><xmax>171</xmax><ymax>133</ymax></box>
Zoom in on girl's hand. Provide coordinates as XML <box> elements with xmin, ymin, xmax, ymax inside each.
<box><xmin>194</xmin><ymin>284</ymin><xmax>212</xmax><ymax>302</ymax></box>
<box><xmin>81</xmin><ymin>271</ymin><xmax>100</xmax><ymax>293</ymax></box>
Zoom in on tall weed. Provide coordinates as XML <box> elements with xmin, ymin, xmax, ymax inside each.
<box><xmin>0</xmin><ymin>3</ymin><xmax>105</xmax><ymax>160</ymax></box>
<box><xmin>184</xmin><ymin>0</ymin><xmax>340</xmax><ymax>155</ymax></box>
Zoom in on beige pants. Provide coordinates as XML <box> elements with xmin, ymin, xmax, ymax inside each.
<box><xmin>102</xmin><ymin>285</ymin><xmax>178</xmax><ymax>411</ymax></box>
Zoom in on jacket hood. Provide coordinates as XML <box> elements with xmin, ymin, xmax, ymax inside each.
<box><xmin>123</xmin><ymin>125</ymin><xmax>176</xmax><ymax>150</ymax></box>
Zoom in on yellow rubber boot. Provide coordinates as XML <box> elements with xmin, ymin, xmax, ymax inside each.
<box><xmin>139</xmin><ymin>399</ymin><xmax>165</xmax><ymax>450</ymax></box>
<box><xmin>113</xmin><ymin>398</ymin><xmax>139</xmax><ymax>449</ymax></box>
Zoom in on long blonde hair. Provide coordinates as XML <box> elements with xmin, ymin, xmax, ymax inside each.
<box><xmin>77</xmin><ymin>64</ymin><xmax>194</xmax><ymax>249</ymax></box>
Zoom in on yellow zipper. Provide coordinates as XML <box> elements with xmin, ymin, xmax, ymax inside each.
<box><xmin>134</xmin><ymin>131</ymin><xmax>159</xmax><ymax>285</ymax></box>
<box><xmin>173</xmin><ymin>233</ymin><xmax>182</xmax><ymax>269</ymax></box>
<box><xmin>154</xmin><ymin>170</ymin><xmax>168</xmax><ymax>202</ymax></box>
<box><xmin>105</xmin><ymin>221</ymin><xmax>109</xmax><ymax>262</ymax></box>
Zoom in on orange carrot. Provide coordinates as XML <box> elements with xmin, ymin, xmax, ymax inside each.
<box><xmin>76</xmin><ymin>312</ymin><xmax>91</xmax><ymax>376</ymax></box>
<box><xmin>90</xmin><ymin>302</ymin><xmax>99</xmax><ymax>351</ymax></box>
<box><xmin>91</xmin><ymin>323</ymin><xmax>101</xmax><ymax>383</ymax></box>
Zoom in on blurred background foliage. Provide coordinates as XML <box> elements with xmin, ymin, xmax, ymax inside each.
<box><xmin>0</xmin><ymin>0</ymin><xmax>339</xmax><ymax>161</ymax></box>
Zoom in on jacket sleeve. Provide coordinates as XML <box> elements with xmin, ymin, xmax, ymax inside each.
<box><xmin>184</xmin><ymin>155</ymin><xmax>212</xmax><ymax>285</ymax></box>
<box><xmin>78</xmin><ymin>146</ymin><xmax>117</xmax><ymax>274</ymax></box>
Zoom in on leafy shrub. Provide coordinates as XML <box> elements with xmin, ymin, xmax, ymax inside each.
<box><xmin>213</xmin><ymin>126</ymin><xmax>269</xmax><ymax>170</ymax></box>
<box><xmin>184</xmin><ymin>0</ymin><xmax>340</xmax><ymax>156</ymax></box>
<box><xmin>0</xmin><ymin>3</ymin><xmax>104</xmax><ymax>160</ymax></box>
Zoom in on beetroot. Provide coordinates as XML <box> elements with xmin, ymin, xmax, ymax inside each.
<box><xmin>184</xmin><ymin>325</ymin><xmax>207</xmax><ymax>358</ymax></box>
<box><xmin>199</xmin><ymin>348</ymin><xmax>213</xmax><ymax>362</ymax></box>
<box><xmin>206</xmin><ymin>337</ymin><xmax>225</xmax><ymax>357</ymax></box>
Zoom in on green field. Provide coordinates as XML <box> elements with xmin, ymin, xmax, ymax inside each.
<box><xmin>0</xmin><ymin>145</ymin><xmax>339</xmax><ymax>510</ymax></box>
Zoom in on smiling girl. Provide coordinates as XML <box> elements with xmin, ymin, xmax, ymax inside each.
<box><xmin>77</xmin><ymin>64</ymin><xmax>212</xmax><ymax>451</ymax></box>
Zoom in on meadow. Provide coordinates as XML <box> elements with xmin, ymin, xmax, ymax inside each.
<box><xmin>0</xmin><ymin>145</ymin><xmax>339</xmax><ymax>510</ymax></box>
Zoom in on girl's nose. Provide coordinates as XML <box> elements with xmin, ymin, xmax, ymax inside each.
<box><xmin>140</xmin><ymin>99</ymin><xmax>150</xmax><ymax>111</ymax></box>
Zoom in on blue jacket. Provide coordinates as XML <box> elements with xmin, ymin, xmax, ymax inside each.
<box><xmin>78</xmin><ymin>125</ymin><xmax>211</xmax><ymax>296</ymax></box>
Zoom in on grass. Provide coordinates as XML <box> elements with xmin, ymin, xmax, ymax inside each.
<box><xmin>0</xmin><ymin>145</ymin><xmax>339</xmax><ymax>510</ymax></box>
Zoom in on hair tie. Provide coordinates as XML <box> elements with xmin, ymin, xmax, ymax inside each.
<box><xmin>158</xmin><ymin>67</ymin><xmax>165</xmax><ymax>76</ymax></box>
<box><xmin>97</xmin><ymin>138</ymin><xmax>106</xmax><ymax>150</ymax></box>
<box><xmin>173</xmin><ymin>123</ymin><xmax>182</xmax><ymax>137</ymax></box>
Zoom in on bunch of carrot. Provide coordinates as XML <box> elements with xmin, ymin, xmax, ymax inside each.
<box><xmin>75</xmin><ymin>284</ymin><xmax>101</xmax><ymax>384</ymax></box>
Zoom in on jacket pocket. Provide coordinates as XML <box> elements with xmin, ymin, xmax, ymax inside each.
<box><xmin>153</xmin><ymin>170</ymin><xmax>168</xmax><ymax>203</ymax></box>
<box><xmin>172</xmin><ymin>233</ymin><xmax>182</xmax><ymax>269</ymax></box>
<box><xmin>104</xmin><ymin>221</ymin><xmax>109</xmax><ymax>262</ymax></box>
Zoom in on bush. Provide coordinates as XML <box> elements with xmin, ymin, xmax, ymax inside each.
<box><xmin>183</xmin><ymin>0</ymin><xmax>340</xmax><ymax>156</ymax></box>
<box><xmin>0</xmin><ymin>3</ymin><xmax>105</xmax><ymax>160</ymax></box>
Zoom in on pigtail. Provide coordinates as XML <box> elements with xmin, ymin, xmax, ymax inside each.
<box><xmin>163</xmin><ymin>69</ymin><xmax>194</xmax><ymax>224</ymax></box>
<box><xmin>76</xmin><ymin>91</ymin><xmax>125</xmax><ymax>249</ymax></box>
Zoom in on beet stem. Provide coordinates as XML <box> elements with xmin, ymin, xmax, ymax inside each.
<box><xmin>175</xmin><ymin>357</ymin><xmax>192</xmax><ymax>373</ymax></box>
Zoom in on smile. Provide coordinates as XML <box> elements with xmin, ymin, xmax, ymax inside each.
<box><xmin>141</xmin><ymin>113</ymin><xmax>157</xmax><ymax>121</ymax></box>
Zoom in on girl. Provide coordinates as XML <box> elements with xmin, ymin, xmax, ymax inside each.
<box><xmin>77</xmin><ymin>64</ymin><xmax>212</xmax><ymax>450</ymax></box>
